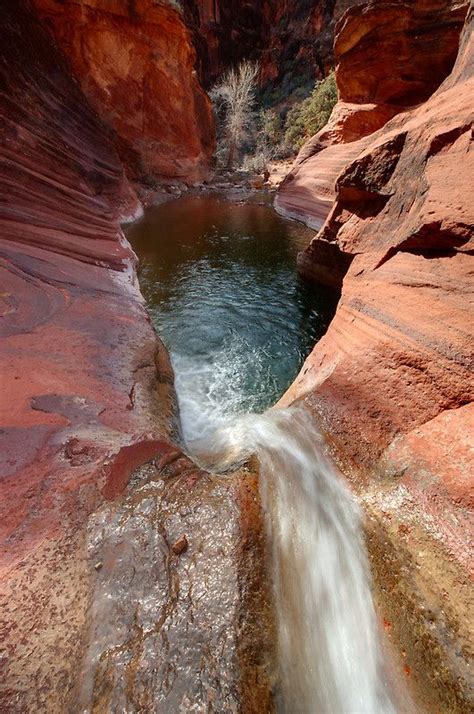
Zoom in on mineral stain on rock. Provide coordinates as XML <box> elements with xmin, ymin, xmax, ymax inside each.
<box><xmin>171</xmin><ymin>534</ymin><xmax>189</xmax><ymax>555</ymax></box>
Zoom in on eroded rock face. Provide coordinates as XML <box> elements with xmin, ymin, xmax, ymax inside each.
<box><xmin>1</xmin><ymin>3</ymin><xmax>274</xmax><ymax>710</ymax></box>
<box><xmin>274</xmin><ymin>101</ymin><xmax>401</xmax><ymax>231</ymax></box>
<box><xmin>0</xmin><ymin>2</ymin><xmax>176</xmax><ymax>708</ymax></box>
<box><xmin>32</xmin><ymin>0</ymin><xmax>215</xmax><ymax>181</ymax></box>
<box><xmin>276</xmin><ymin>0</ymin><xmax>469</xmax><ymax>229</ymax></box>
<box><xmin>80</xmin><ymin>453</ymin><xmax>274</xmax><ymax>712</ymax></box>
<box><xmin>278</xmin><ymin>5</ymin><xmax>474</xmax><ymax>711</ymax></box>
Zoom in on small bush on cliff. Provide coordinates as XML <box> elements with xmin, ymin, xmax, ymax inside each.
<box><xmin>284</xmin><ymin>71</ymin><xmax>337</xmax><ymax>151</ymax></box>
<box><xmin>211</xmin><ymin>61</ymin><xmax>259</xmax><ymax>169</ymax></box>
<box><xmin>259</xmin><ymin>108</ymin><xmax>282</xmax><ymax>145</ymax></box>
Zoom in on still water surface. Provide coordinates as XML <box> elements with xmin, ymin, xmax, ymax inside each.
<box><xmin>126</xmin><ymin>194</ymin><xmax>335</xmax><ymax>440</ymax></box>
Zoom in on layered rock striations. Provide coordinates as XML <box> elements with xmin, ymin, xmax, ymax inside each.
<box><xmin>276</xmin><ymin>0</ymin><xmax>468</xmax><ymax>230</ymax></box>
<box><xmin>0</xmin><ymin>4</ymin><xmax>274</xmax><ymax>710</ymax></box>
<box><xmin>0</xmin><ymin>0</ymin><xmax>271</xmax><ymax>712</ymax></box>
<box><xmin>278</xmin><ymin>3</ymin><xmax>473</xmax><ymax>710</ymax></box>
<box><xmin>32</xmin><ymin>0</ymin><xmax>215</xmax><ymax>181</ymax></box>
<box><xmin>0</xmin><ymin>1</ymin><xmax>178</xmax><ymax>707</ymax></box>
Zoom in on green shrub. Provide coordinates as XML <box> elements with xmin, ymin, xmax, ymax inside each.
<box><xmin>284</xmin><ymin>71</ymin><xmax>337</xmax><ymax>151</ymax></box>
<box><xmin>259</xmin><ymin>108</ymin><xmax>282</xmax><ymax>145</ymax></box>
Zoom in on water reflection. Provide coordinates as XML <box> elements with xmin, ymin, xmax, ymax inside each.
<box><xmin>126</xmin><ymin>194</ymin><xmax>336</xmax><ymax>441</ymax></box>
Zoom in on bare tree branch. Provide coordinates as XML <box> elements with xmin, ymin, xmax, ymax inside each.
<box><xmin>211</xmin><ymin>61</ymin><xmax>259</xmax><ymax>169</ymax></box>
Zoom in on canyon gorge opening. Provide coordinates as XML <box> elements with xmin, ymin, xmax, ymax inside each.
<box><xmin>1</xmin><ymin>1</ymin><xmax>472</xmax><ymax>713</ymax></box>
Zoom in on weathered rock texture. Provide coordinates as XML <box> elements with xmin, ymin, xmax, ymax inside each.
<box><xmin>0</xmin><ymin>1</ymin><xmax>174</xmax><ymax>708</ymax></box>
<box><xmin>79</xmin><ymin>453</ymin><xmax>275</xmax><ymax>713</ymax></box>
<box><xmin>278</xmin><ymin>3</ymin><xmax>474</xmax><ymax>711</ymax></box>
<box><xmin>183</xmin><ymin>0</ymin><xmax>357</xmax><ymax>88</ymax></box>
<box><xmin>32</xmin><ymin>0</ymin><xmax>215</xmax><ymax>181</ymax></box>
<box><xmin>0</xmin><ymin>0</ymin><xmax>272</xmax><ymax>713</ymax></box>
<box><xmin>276</xmin><ymin>0</ymin><xmax>468</xmax><ymax>229</ymax></box>
<box><xmin>1</xmin><ymin>2</ymin><xmax>273</xmax><ymax>710</ymax></box>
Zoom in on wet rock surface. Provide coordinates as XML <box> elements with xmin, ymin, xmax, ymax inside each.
<box><xmin>80</xmin><ymin>453</ymin><xmax>275</xmax><ymax>713</ymax></box>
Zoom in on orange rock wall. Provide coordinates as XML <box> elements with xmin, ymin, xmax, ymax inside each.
<box><xmin>33</xmin><ymin>0</ymin><xmax>215</xmax><ymax>181</ymax></box>
<box><xmin>335</xmin><ymin>0</ymin><xmax>467</xmax><ymax>105</ymax></box>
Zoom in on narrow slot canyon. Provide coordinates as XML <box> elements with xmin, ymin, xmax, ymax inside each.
<box><xmin>1</xmin><ymin>1</ymin><xmax>472</xmax><ymax>713</ymax></box>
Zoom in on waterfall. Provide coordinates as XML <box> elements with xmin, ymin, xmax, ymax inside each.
<box><xmin>127</xmin><ymin>199</ymin><xmax>399</xmax><ymax>712</ymax></box>
<box><xmin>187</xmin><ymin>406</ymin><xmax>396</xmax><ymax>713</ymax></box>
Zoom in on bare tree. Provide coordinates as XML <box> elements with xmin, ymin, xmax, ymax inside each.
<box><xmin>211</xmin><ymin>61</ymin><xmax>259</xmax><ymax>169</ymax></box>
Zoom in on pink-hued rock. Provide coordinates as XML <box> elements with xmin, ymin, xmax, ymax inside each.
<box><xmin>278</xmin><ymin>5</ymin><xmax>473</xmax><ymax>710</ymax></box>
<box><xmin>0</xmin><ymin>3</ymin><xmax>178</xmax><ymax>707</ymax></box>
<box><xmin>0</xmin><ymin>7</ymin><xmax>275</xmax><ymax>711</ymax></box>
<box><xmin>0</xmin><ymin>0</ymin><xmax>177</xmax><ymax>564</ymax></box>
<box><xmin>276</xmin><ymin>0</ymin><xmax>469</xmax><ymax>230</ymax></box>
<box><xmin>275</xmin><ymin>131</ymin><xmax>369</xmax><ymax>230</ymax></box>
<box><xmin>32</xmin><ymin>0</ymin><xmax>215</xmax><ymax>181</ymax></box>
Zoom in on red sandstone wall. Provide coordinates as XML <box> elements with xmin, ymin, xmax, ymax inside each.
<box><xmin>277</xmin><ymin>4</ymin><xmax>473</xmax><ymax>708</ymax></box>
<box><xmin>33</xmin><ymin>0</ymin><xmax>215</xmax><ymax>181</ymax></box>
<box><xmin>0</xmin><ymin>2</ymin><xmax>177</xmax><ymax>708</ymax></box>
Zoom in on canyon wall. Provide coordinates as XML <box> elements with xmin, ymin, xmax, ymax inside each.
<box><xmin>183</xmin><ymin>0</ymin><xmax>357</xmax><ymax>89</ymax></box>
<box><xmin>0</xmin><ymin>1</ymin><xmax>175</xmax><ymax>707</ymax></box>
<box><xmin>275</xmin><ymin>0</ymin><xmax>468</xmax><ymax>229</ymax></box>
<box><xmin>32</xmin><ymin>0</ymin><xmax>215</xmax><ymax>181</ymax></box>
<box><xmin>278</xmin><ymin>2</ymin><xmax>473</xmax><ymax>710</ymax></box>
<box><xmin>0</xmin><ymin>2</ymin><xmax>272</xmax><ymax>710</ymax></box>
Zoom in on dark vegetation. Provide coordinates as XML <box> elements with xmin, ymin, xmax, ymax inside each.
<box><xmin>211</xmin><ymin>63</ymin><xmax>338</xmax><ymax>170</ymax></box>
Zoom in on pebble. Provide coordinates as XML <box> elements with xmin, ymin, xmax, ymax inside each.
<box><xmin>171</xmin><ymin>535</ymin><xmax>188</xmax><ymax>555</ymax></box>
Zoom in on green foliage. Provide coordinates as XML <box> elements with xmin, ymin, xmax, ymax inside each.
<box><xmin>259</xmin><ymin>109</ymin><xmax>282</xmax><ymax>145</ymax></box>
<box><xmin>284</xmin><ymin>72</ymin><xmax>337</xmax><ymax>151</ymax></box>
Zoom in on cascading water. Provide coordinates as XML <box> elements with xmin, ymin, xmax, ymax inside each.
<box><xmin>127</xmin><ymin>195</ymin><xmax>398</xmax><ymax>712</ymax></box>
<box><xmin>189</xmin><ymin>408</ymin><xmax>396</xmax><ymax>713</ymax></box>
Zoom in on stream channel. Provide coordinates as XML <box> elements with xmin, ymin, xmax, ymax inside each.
<box><xmin>126</xmin><ymin>194</ymin><xmax>396</xmax><ymax>713</ymax></box>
